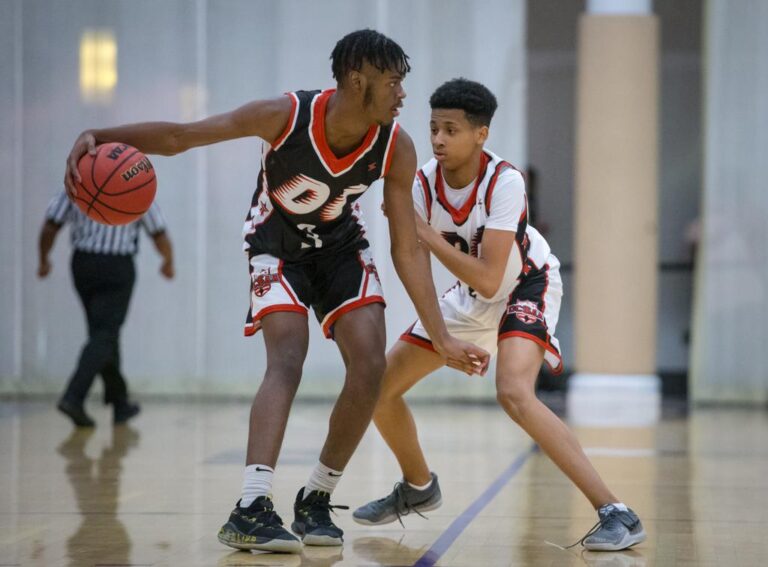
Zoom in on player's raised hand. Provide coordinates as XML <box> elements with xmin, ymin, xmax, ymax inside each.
<box><xmin>435</xmin><ymin>336</ymin><xmax>490</xmax><ymax>376</ymax></box>
<box><xmin>64</xmin><ymin>131</ymin><xmax>97</xmax><ymax>200</ymax></box>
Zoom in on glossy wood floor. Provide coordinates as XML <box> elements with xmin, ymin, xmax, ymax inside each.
<box><xmin>1</xmin><ymin>398</ymin><xmax>767</xmax><ymax>566</ymax></box>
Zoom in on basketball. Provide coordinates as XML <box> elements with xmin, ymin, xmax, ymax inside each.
<box><xmin>74</xmin><ymin>142</ymin><xmax>157</xmax><ymax>225</ymax></box>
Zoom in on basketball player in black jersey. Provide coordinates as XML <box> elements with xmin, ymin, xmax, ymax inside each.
<box><xmin>64</xmin><ymin>30</ymin><xmax>489</xmax><ymax>554</ymax></box>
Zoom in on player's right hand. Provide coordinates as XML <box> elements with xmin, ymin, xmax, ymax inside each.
<box><xmin>37</xmin><ymin>260</ymin><xmax>51</xmax><ymax>278</ymax></box>
<box><xmin>64</xmin><ymin>131</ymin><xmax>97</xmax><ymax>200</ymax></box>
<box><xmin>435</xmin><ymin>335</ymin><xmax>490</xmax><ymax>376</ymax></box>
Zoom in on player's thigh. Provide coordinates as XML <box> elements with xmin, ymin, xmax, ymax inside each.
<box><xmin>260</xmin><ymin>311</ymin><xmax>310</xmax><ymax>370</ymax></box>
<box><xmin>495</xmin><ymin>336</ymin><xmax>545</xmax><ymax>393</ymax></box>
<box><xmin>379</xmin><ymin>339</ymin><xmax>446</xmax><ymax>401</ymax></box>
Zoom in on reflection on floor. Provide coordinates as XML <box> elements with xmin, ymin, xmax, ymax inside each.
<box><xmin>1</xmin><ymin>398</ymin><xmax>767</xmax><ymax>566</ymax></box>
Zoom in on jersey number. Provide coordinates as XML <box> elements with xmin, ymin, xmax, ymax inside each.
<box><xmin>271</xmin><ymin>174</ymin><xmax>366</xmax><ymax>222</ymax></box>
<box><xmin>297</xmin><ymin>223</ymin><xmax>322</xmax><ymax>249</ymax></box>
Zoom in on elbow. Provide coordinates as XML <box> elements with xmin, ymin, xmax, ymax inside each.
<box><xmin>161</xmin><ymin>135</ymin><xmax>185</xmax><ymax>156</ymax></box>
<box><xmin>475</xmin><ymin>277</ymin><xmax>502</xmax><ymax>300</ymax></box>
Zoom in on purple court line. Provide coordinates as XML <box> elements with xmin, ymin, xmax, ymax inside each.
<box><xmin>412</xmin><ymin>443</ymin><xmax>539</xmax><ymax>567</ymax></box>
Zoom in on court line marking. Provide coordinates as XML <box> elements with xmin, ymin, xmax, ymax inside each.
<box><xmin>412</xmin><ymin>443</ymin><xmax>538</xmax><ymax>567</ymax></box>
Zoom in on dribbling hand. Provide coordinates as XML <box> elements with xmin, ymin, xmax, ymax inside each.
<box><xmin>64</xmin><ymin>131</ymin><xmax>97</xmax><ymax>201</ymax></box>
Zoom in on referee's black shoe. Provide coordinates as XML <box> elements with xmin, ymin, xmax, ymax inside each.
<box><xmin>292</xmin><ymin>488</ymin><xmax>348</xmax><ymax>546</ymax></box>
<box><xmin>218</xmin><ymin>496</ymin><xmax>302</xmax><ymax>553</ymax></box>
<box><xmin>57</xmin><ymin>398</ymin><xmax>95</xmax><ymax>427</ymax></box>
<box><xmin>113</xmin><ymin>401</ymin><xmax>140</xmax><ymax>424</ymax></box>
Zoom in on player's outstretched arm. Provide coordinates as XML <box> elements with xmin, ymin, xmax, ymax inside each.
<box><xmin>384</xmin><ymin>130</ymin><xmax>489</xmax><ymax>375</ymax></box>
<box><xmin>64</xmin><ymin>96</ymin><xmax>293</xmax><ymax>197</ymax></box>
<box><xmin>414</xmin><ymin>214</ymin><xmax>520</xmax><ymax>300</ymax></box>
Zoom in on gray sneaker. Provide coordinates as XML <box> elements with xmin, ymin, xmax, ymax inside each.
<box><xmin>581</xmin><ymin>504</ymin><xmax>646</xmax><ymax>551</ymax></box>
<box><xmin>353</xmin><ymin>472</ymin><xmax>442</xmax><ymax>526</ymax></box>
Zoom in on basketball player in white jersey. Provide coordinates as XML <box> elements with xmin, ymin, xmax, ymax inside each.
<box><xmin>353</xmin><ymin>79</ymin><xmax>646</xmax><ymax>551</ymax></box>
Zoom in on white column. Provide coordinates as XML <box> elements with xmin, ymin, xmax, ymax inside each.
<box><xmin>568</xmin><ymin>0</ymin><xmax>661</xmax><ymax>426</ymax></box>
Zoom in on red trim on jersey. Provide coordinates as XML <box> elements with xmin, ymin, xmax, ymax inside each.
<box><xmin>356</xmin><ymin>251</ymin><xmax>370</xmax><ymax>296</ymax></box>
<box><xmin>322</xmin><ymin>295</ymin><xmax>386</xmax><ymax>338</ymax></box>
<box><xmin>256</xmin><ymin>305</ymin><xmax>308</xmax><ymax>322</ymax></box>
<box><xmin>244</xmin><ymin>305</ymin><xmax>309</xmax><ymax>336</ymax></box>
<box><xmin>416</xmin><ymin>170</ymin><xmax>433</xmax><ymax>222</ymax></box>
<box><xmin>277</xmin><ymin>260</ymin><xmax>300</xmax><ymax>305</ymax></box>
<box><xmin>271</xmin><ymin>93</ymin><xmax>299</xmax><ymax>150</ymax></box>
<box><xmin>484</xmin><ymin>161</ymin><xmax>514</xmax><ymax>216</ymax></box>
<box><xmin>435</xmin><ymin>152</ymin><xmax>490</xmax><ymax>226</ymax></box>
<box><xmin>498</xmin><ymin>330</ymin><xmax>563</xmax><ymax>374</ymax></box>
<box><xmin>382</xmin><ymin>122</ymin><xmax>400</xmax><ymax>177</ymax></box>
<box><xmin>399</xmin><ymin>325</ymin><xmax>437</xmax><ymax>353</ymax></box>
<box><xmin>311</xmin><ymin>89</ymin><xmax>380</xmax><ymax>175</ymax></box>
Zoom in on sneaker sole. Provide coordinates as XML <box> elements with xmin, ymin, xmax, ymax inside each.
<box><xmin>217</xmin><ymin>528</ymin><xmax>302</xmax><ymax>553</ymax></box>
<box><xmin>291</xmin><ymin>522</ymin><xmax>343</xmax><ymax>546</ymax></box>
<box><xmin>352</xmin><ymin>497</ymin><xmax>443</xmax><ymax>526</ymax></box>
<box><xmin>583</xmin><ymin>529</ymin><xmax>646</xmax><ymax>551</ymax></box>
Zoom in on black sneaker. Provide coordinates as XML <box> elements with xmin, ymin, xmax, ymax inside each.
<box><xmin>57</xmin><ymin>398</ymin><xmax>95</xmax><ymax>427</ymax></box>
<box><xmin>218</xmin><ymin>496</ymin><xmax>302</xmax><ymax>553</ymax></box>
<box><xmin>113</xmin><ymin>401</ymin><xmax>141</xmax><ymax>424</ymax></box>
<box><xmin>292</xmin><ymin>488</ymin><xmax>349</xmax><ymax>546</ymax></box>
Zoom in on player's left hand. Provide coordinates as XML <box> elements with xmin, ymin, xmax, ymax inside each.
<box><xmin>434</xmin><ymin>335</ymin><xmax>490</xmax><ymax>376</ymax></box>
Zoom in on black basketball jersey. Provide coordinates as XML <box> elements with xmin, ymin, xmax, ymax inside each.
<box><xmin>243</xmin><ymin>89</ymin><xmax>400</xmax><ymax>262</ymax></box>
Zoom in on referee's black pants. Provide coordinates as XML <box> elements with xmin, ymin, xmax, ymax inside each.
<box><xmin>62</xmin><ymin>251</ymin><xmax>136</xmax><ymax>406</ymax></box>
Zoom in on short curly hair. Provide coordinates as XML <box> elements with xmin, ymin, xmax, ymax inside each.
<box><xmin>331</xmin><ymin>29</ymin><xmax>411</xmax><ymax>83</ymax></box>
<box><xmin>429</xmin><ymin>78</ymin><xmax>498</xmax><ymax>127</ymax></box>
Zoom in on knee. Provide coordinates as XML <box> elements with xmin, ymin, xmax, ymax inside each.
<box><xmin>89</xmin><ymin>328</ymin><xmax>119</xmax><ymax>347</ymax></box>
<box><xmin>346</xmin><ymin>352</ymin><xmax>387</xmax><ymax>399</ymax></box>
<box><xmin>264</xmin><ymin>355</ymin><xmax>304</xmax><ymax>391</ymax></box>
<box><xmin>496</xmin><ymin>377</ymin><xmax>535</xmax><ymax>423</ymax></box>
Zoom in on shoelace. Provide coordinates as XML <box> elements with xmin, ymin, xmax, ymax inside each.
<box><xmin>561</xmin><ymin>509</ymin><xmax>637</xmax><ymax>549</ymax></box>
<box><xmin>304</xmin><ymin>495</ymin><xmax>349</xmax><ymax>526</ymax></box>
<box><xmin>241</xmin><ymin>503</ymin><xmax>283</xmax><ymax>527</ymax></box>
<box><xmin>388</xmin><ymin>482</ymin><xmax>430</xmax><ymax>527</ymax></box>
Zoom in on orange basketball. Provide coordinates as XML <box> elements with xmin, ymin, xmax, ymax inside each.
<box><xmin>74</xmin><ymin>142</ymin><xmax>157</xmax><ymax>225</ymax></box>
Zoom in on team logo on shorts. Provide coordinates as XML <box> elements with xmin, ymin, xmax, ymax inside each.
<box><xmin>508</xmin><ymin>300</ymin><xmax>544</xmax><ymax>325</ymax></box>
<box><xmin>252</xmin><ymin>268</ymin><xmax>280</xmax><ymax>297</ymax></box>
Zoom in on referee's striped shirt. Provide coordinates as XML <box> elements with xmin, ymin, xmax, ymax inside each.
<box><xmin>45</xmin><ymin>189</ymin><xmax>167</xmax><ymax>256</ymax></box>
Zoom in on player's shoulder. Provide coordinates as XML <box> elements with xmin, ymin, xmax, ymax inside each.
<box><xmin>418</xmin><ymin>157</ymin><xmax>439</xmax><ymax>178</ymax></box>
<box><xmin>483</xmin><ymin>149</ymin><xmax>525</xmax><ymax>185</ymax></box>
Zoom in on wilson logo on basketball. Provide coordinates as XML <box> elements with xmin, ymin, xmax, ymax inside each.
<box><xmin>508</xmin><ymin>300</ymin><xmax>544</xmax><ymax>325</ymax></box>
<box><xmin>121</xmin><ymin>157</ymin><xmax>154</xmax><ymax>182</ymax></box>
<box><xmin>107</xmin><ymin>144</ymin><xmax>128</xmax><ymax>160</ymax></box>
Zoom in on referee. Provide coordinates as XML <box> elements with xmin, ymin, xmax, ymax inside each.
<box><xmin>38</xmin><ymin>189</ymin><xmax>174</xmax><ymax>427</ymax></box>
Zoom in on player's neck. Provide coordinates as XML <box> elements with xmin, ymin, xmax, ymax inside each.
<box><xmin>442</xmin><ymin>149</ymin><xmax>484</xmax><ymax>189</ymax></box>
<box><xmin>323</xmin><ymin>90</ymin><xmax>374</xmax><ymax>156</ymax></box>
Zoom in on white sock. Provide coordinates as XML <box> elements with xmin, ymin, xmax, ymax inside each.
<box><xmin>604</xmin><ymin>502</ymin><xmax>628</xmax><ymax>512</ymax></box>
<box><xmin>240</xmin><ymin>464</ymin><xmax>274</xmax><ymax>507</ymax></box>
<box><xmin>304</xmin><ymin>461</ymin><xmax>343</xmax><ymax>498</ymax></box>
<box><xmin>407</xmin><ymin>477</ymin><xmax>433</xmax><ymax>491</ymax></box>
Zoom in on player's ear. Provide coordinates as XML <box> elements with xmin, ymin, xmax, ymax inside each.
<box><xmin>348</xmin><ymin>70</ymin><xmax>365</xmax><ymax>93</ymax></box>
<box><xmin>476</xmin><ymin>125</ymin><xmax>489</xmax><ymax>145</ymax></box>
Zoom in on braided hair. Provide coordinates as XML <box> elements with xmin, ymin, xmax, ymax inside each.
<box><xmin>331</xmin><ymin>29</ymin><xmax>411</xmax><ymax>84</ymax></box>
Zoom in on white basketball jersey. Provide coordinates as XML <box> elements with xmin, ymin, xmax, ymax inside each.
<box><xmin>413</xmin><ymin>149</ymin><xmax>553</xmax><ymax>303</ymax></box>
